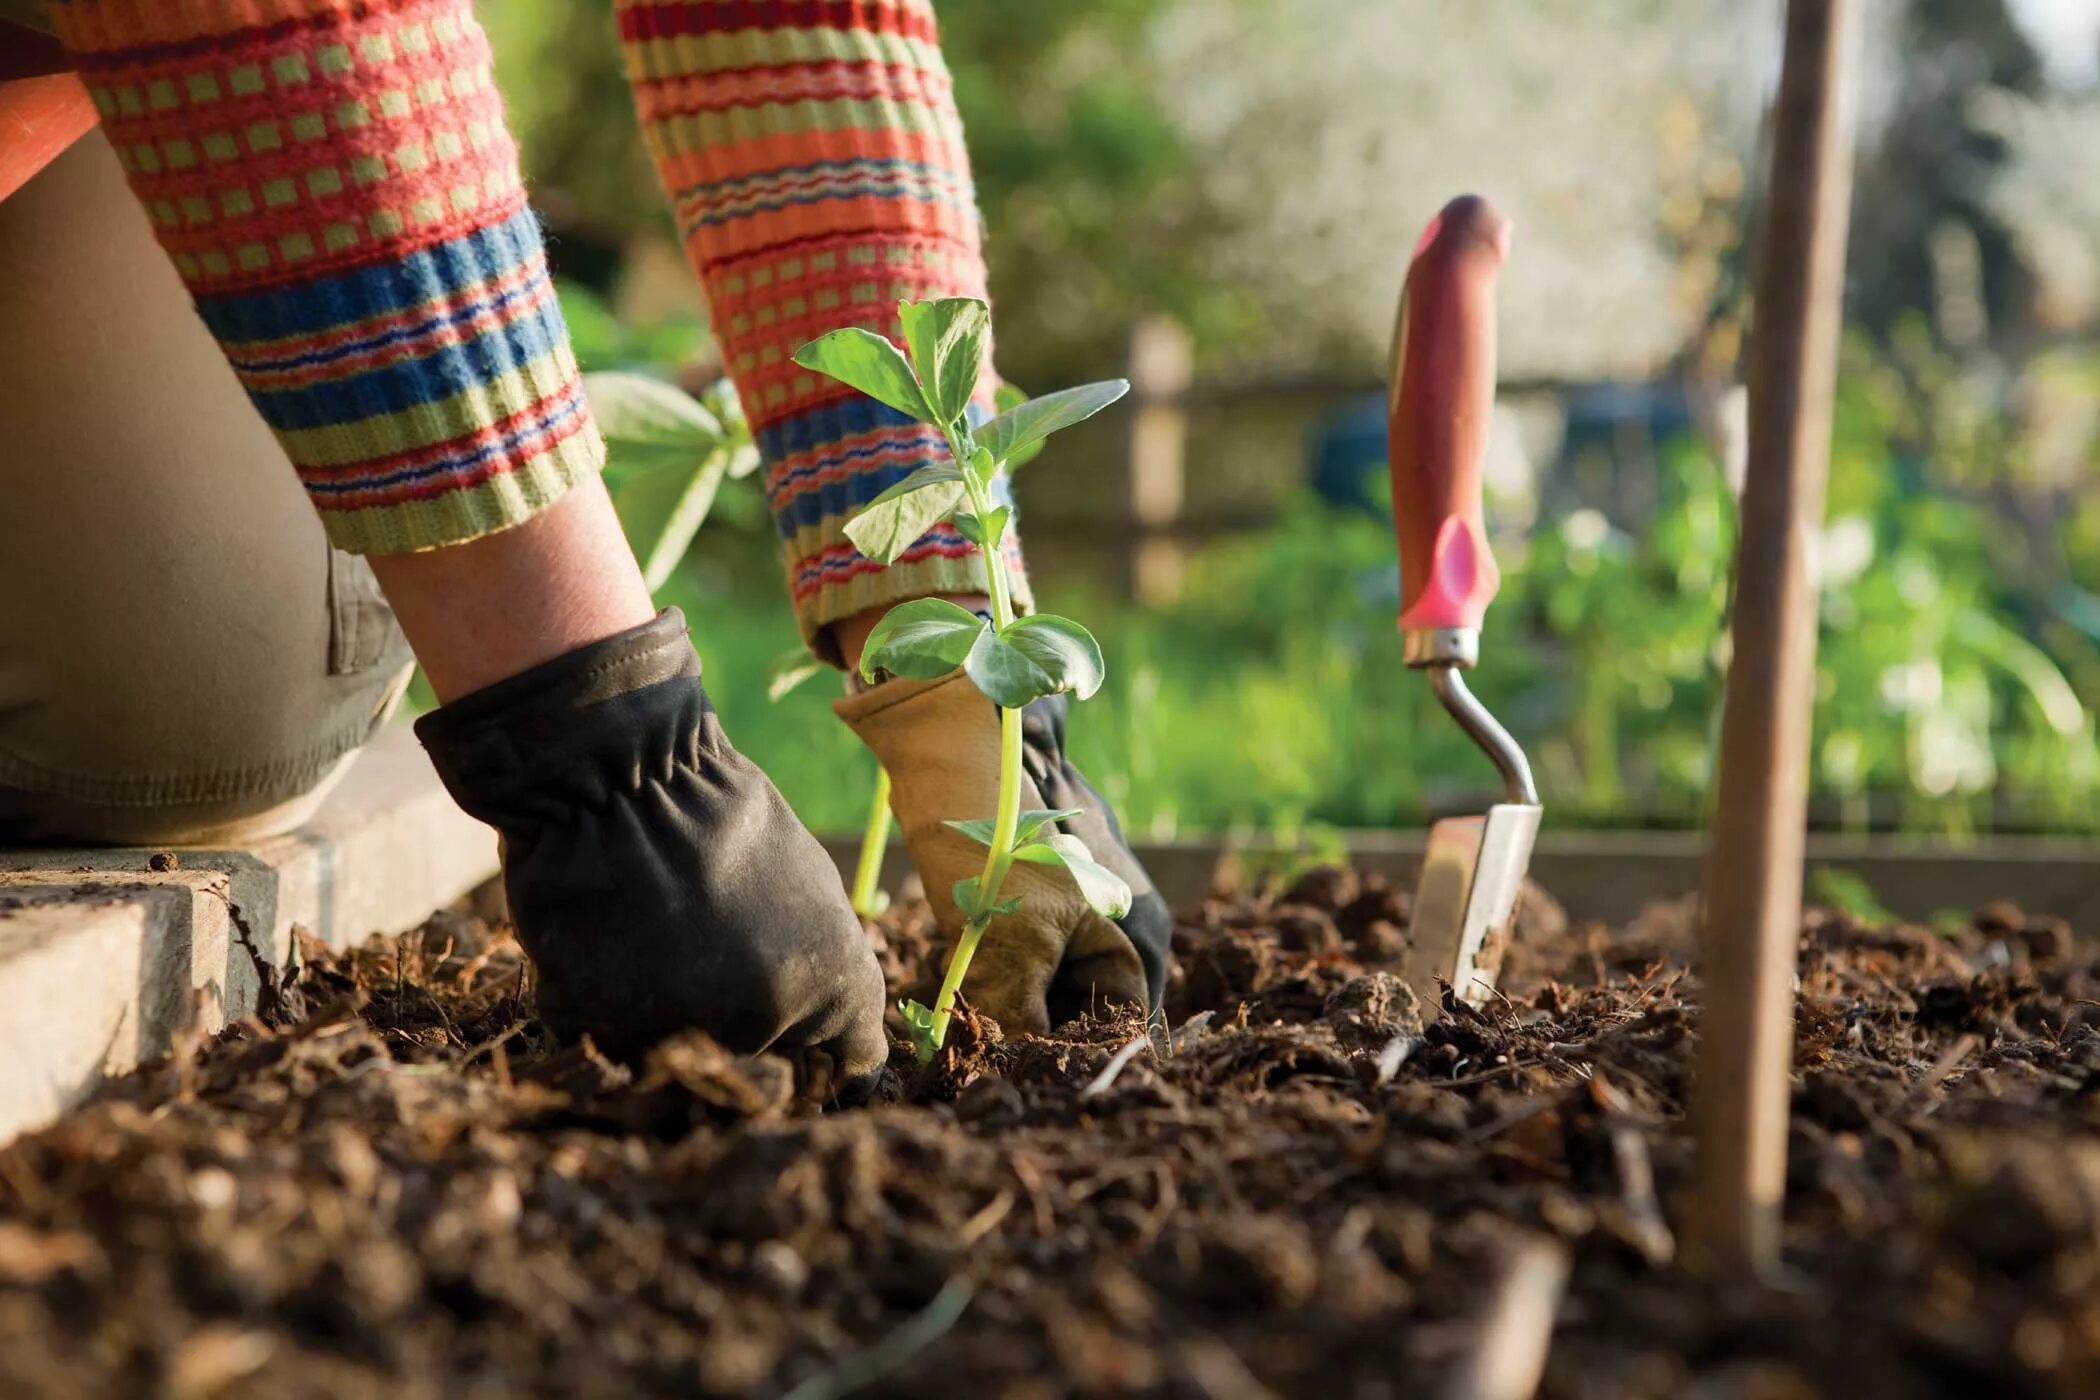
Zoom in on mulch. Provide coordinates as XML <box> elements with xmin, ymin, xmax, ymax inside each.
<box><xmin>3</xmin><ymin>863</ymin><xmax>2097</xmax><ymax>1399</ymax></box>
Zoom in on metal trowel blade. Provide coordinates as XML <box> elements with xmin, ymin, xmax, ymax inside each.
<box><xmin>1404</xmin><ymin>802</ymin><xmax>1543</xmax><ymax>1010</ymax></box>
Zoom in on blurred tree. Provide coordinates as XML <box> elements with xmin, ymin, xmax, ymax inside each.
<box><xmin>1847</xmin><ymin>0</ymin><xmax>2046</xmax><ymax>352</ymax></box>
<box><xmin>1144</xmin><ymin>0</ymin><xmax>1783</xmax><ymax>380</ymax></box>
<box><xmin>937</xmin><ymin>1</ymin><xmax>1252</xmax><ymax>387</ymax></box>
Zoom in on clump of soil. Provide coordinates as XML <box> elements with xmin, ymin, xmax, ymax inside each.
<box><xmin>3</xmin><ymin>869</ymin><xmax>2100</xmax><ymax>1399</ymax></box>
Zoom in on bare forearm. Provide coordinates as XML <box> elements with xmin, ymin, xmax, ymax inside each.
<box><xmin>366</xmin><ymin>478</ymin><xmax>655</xmax><ymax>703</ymax></box>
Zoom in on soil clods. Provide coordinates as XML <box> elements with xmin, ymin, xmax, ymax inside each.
<box><xmin>3</xmin><ymin>867</ymin><xmax>2099</xmax><ymax>1398</ymax></box>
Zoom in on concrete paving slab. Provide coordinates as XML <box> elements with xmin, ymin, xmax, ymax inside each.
<box><xmin>0</xmin><ymin>727</ymin><xmax>495</xmax><ymax>1144</ymax></box>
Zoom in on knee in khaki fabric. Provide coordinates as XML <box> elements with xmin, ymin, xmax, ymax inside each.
<box><xmin>0</xmin><ymin>133</ymin><xmax>412</xmax><ymax>845</ymax></box>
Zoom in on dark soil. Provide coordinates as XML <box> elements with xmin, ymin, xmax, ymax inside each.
<box><xmin>4</xmin><ymin>865</ymin><xmax>2100</xmax><ymax>1399</ymax></box>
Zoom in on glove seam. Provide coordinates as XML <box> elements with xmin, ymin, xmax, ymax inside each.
<box><xmin>416</xmin><ymin>609</ymin><xmax>697</xmax><ymax>745</ymax></box>
<box><xmin>833</xmin><ymin>668</ymin><xmax>978</xmax><ymax>727</ymax></box>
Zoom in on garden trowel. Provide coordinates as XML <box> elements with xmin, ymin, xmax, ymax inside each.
<box><xmin>1387</xmin><ymin>195</ymin><xmax>1542</xmax><ymax>1011</ymax></box>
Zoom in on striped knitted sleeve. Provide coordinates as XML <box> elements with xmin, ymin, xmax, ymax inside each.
<box><xmin>46</xmin><ymin>0</ymin><xmax>604</xmax><ymax>555</ymax></box>
<box><xmin>614</xmin><ymin>0</ymin><xmax>1031</xmax><ymax>657</ymax></box>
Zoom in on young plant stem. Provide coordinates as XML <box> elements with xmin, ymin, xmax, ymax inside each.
<box><xmin>926</xmin><ymin>705</ymin><xmax>1022</xmax><ymax>1045</ymax></box>
<box><xmin>851</xmin><ymin>765</ymin><xmax>894</xmax><ymax>918</ymax></box>
<box><xmin>925</xmin><ymin>444</ymin><xmax>1025</xmax><ymax>1048</ymax></box>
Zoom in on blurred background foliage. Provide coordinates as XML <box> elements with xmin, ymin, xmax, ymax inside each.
<box><xmin>484</xmin><ymin>0</ymin><xmax>2100</xmax><ymax>839</ymax></box>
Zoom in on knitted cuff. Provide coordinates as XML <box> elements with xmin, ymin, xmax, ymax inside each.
<box><xmin>52</xmin><ymin>0</ymin><xmax>605</xmax><ymax>554</ymax></box>
<box><xmin>614</xmin><ymin>0</ymin><xmax>1022</xmax><ymax>659</ymax></box>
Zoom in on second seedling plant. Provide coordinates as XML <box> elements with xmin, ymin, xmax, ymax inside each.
<box><xmin>795</xmin><ymin>297</ymin><xmax>1133</xmax><ymax>1060</ymax></box>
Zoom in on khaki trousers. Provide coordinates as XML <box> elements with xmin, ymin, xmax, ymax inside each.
<box><xmin>0</xmin><ymin>132</ymin><xmax>412</xmax><ymax>844</ymax></box>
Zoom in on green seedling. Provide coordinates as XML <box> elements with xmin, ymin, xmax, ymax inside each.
<box><xmin>794</xmin><ymin>297</ymin><xmax>1132</xmax><ymax>1059</ymax></box>
<box><xmin>768</xmin><ymin>647</ymin><xmax>895</xmax><ymax>919</ymax></box>
<box><xmin>583</xmin><ymin>371</ymin><xmax>760</xmax><ymax>592</ymax></box>
<box><xmin>853</xmin><ymin>765</ymin><xmax>895</xmax><ymax>919</ymax></box>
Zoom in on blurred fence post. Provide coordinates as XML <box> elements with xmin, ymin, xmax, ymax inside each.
<box><xmin>1124</xmin><ymin>315</ymin><xmax>1193</xmax><ymax>604</ymax></box>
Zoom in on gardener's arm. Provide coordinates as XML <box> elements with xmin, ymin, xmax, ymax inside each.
<box><xmin>49</xmin><ymin>0</ymin><xmax>886</xmax><ymax>1086</ymax></box>
<box><xmin>615</xmin><ymin>0</ymin><xmax>1172</xmax><ymax>1032</ymax></box>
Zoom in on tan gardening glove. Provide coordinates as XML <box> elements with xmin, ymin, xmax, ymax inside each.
<box><xmin>836</xmin><ymin>672</ymin><xmax>1172</xmax><ymax>1035</ymax></box>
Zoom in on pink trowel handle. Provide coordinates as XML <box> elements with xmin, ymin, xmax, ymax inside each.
<box><xmin>1387</xmin><ymin>195</ymin><xmax>1512</xmax><ymax>640</ymax></box>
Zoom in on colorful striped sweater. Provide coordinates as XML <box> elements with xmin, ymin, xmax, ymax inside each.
<box><xmin>615</xmin><ymin>0</ymin><xmax>1028</xmax><ymax>642</ymax></box>
<box><xmin>46</xmin><ymin>0</ymin><xmax>1027</xmax><ymax>646</ymax></box>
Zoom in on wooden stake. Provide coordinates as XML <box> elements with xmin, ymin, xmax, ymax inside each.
<box><xmin>1690</xmin><ymin>0</ymin><xmax>1858</xmax><ymax>1278</ymax></box>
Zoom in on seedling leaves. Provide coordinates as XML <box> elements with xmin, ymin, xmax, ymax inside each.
<box><xmin>963</xmin><ymin>614</ymin><xmax>1105</xmax><ymax>708</ymax></box>
<box><xmin>898</xmin><ymin>998</ymin><xmax>940</xmax><ymax>1062</ymax></box>
<box><xmin>584</xmin><ymin>371</ymin><xmax>726</xmax><ymax>455</ymax></box>
<box><xmin>944</xmin><ymin>807</ymin><xmax>1081</xmax><ymax>847</ymax></box>
<box><xmin>952</xmin><ymin>876</ymin><xmax>1022</xmax><ymax>922</ymax></box>
<box><xmin>963</xmin><ymin>444</ymin><xmax>998</xmax><ymax>492</ymax></box>
<box><xmin>765</xmin><ymin>647</ymin><xmax>826</xmax><ymax>702</ymax></box>
<box><xmin>860</xmin><ymin>598</ymin><xmax>988</xmax><ymax>683</ymax></box>
<box><xmin>1012</xmin><ymin>833</ymin><xmax>1134</xmax><ymax>919</ymax></box>
<box><xmin>639</xmin><ymin>458</ymin><xmax>729</xmax><ymax>592</ymax></box>
<box><xmin>696</xmin><ymin>379</ymin><xmax>763</xmax><ymax>479</ymax></box>
<box><xmin>899</xmin><ymin>297</ymin><xmax>990</xmax><ymax>428</ymax></box>
<box><xmin>954</xmin><ymin>505</ymin><xmax>1011</xmax><ymax>548</ymax></box>
<box><xmin>992</xmin><ymin>383</ymin><xmax>1046</xmax><ymax>469</ymax></box>
<box><xmin>844</xmin><ymin>466</ymin><xmax>969</xmax><ymax>564</ymax></box>
<box><xmin>723</xmin><ymin>443</ymin><xmax>762</xmax><ymax>480</ymax></box>
<box><xmin>978</xmin><ymin>380</ymin><xmax>1129</xmax><ymax>468</ymax></box>
<box><xmin>792</xmin><ymin>327</ymin><xmax>933</xmax><ymax>424</ymax></box>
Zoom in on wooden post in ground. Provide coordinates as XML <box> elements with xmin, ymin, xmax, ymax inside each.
<box><xmin>1690</xmin><ymin>0</ymin><xmax>1858</xmax><ymax>1278</ymax></box>
<box><xmin>1124</xmin><ymin>315</ymin><xmax>1193</xmax><ymax>604</ymax></box>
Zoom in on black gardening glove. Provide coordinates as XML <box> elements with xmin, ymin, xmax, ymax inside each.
<box><xmin>1020</xmin><ymin>693</ymin><xmax>1173</xmax><ymax>1017</ymax></box>
<box><xmin>415</xmin><ymin>609</ymin><xmax>887</xmax><ymax>1094</ymax></box>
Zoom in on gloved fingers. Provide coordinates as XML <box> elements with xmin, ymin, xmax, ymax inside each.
<box><xmin>960</xmin><ymin>920</ymin><xmax>1061</xmax><ymax>1037</ymax></box>
<box><xmin>1046</xmin><ymin>911</ymin><xmax>1150</xmax><ymax>1027</ymax></box>
<box><xmin>1118</xmin><ymin>887</ymin><xmax>1174</xmax><ymax>1009</ymax></box>
<box><xmin>833</xmin><ymin>953</ymin><xmax>895</xmax><ymax>1103</ymax></box>
<box><xmin>777</xmin><ymin>937</ymin><xmax>890</xmax><ymax>1105</ymax></box>
<box><xmin>803</xmin><ymin>1018</ymin><xmax>889</xmax><ymax>1107</ymax></box>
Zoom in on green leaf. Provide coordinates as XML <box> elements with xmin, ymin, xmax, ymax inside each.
<box><xmin>695</xmin><ymin>379</ymin><xmax>762</xmax><ymax>480</ymax></box>
<box><xmin>977</xmin><ymin>380</ymin><xmax>1129</xmax><ymax>469</ymax></box>
<box><xmin>638</xmin><ymin>456</ymin><xmax>729</xmax><ymax>592</ymax></box>
<box><xmin>698</xmin><ymin>375</ymin><xmax>747</xmax><ymax>428</ymax></box>
<box><xmin>943</xmin><ymin>807</ymin><xmax>1082</xmax><ymax>847</ymax></box>
<box><xmin>1954</xmin><ymin>607</ymin><xmax>2086</xmax><ymax>736</ymax></box>
<box><xmin>898</xmin><ymin>998</ymin><xmax>940</xmax><ymax>1062</ymax></box>
<box><xmin>844</xmin><ymin>466</ymin><xmax>968</xmax><ymax>564</ymax></box>
<box><xmin>962</xmin><ymin>614</ymin><xmax>1106</xmax><ymax>708</ymax></box>
<box><xmin>1012</xmin><ymin>833</ymin><xmax>1133</xmax><ymax>919</ymax></box>
<box><xmin>765</xmin><ymin>647</ymin><xmax>826</xmax><ymax>702</ymax></box>
<box><xmin>860</xmin><ymin>598</ymin><xmax>989</xmax><ymax>683</ymax></box>
<box><xmin>963</xmin><ymin>444</ymin><xmax>997</xmax><ymax>491</ymax></box>
<box><xmin>953</xmin><ymin>505</ymin><xmax>1011</xmax><ymax>548</ymax></box>
<box><xmin>723</xmin><ymin>443</ymin><xmax>762</xmax><ymax>481</ymax></box>
<box><xmin>991</xmin><ymin>382</ymin><xmax>1045</xmax><ymax>469</ymax></box>
<box><xmin>583</xmin><ymin>371</ymin><xmax>725</xmax><ymax>451</ymax></box>
<box><xmin>898</xmin><ymin>297</ymin><xmax>990</xmax><ymax>428</ymax></box>
<box><xmin>792</xmin><ymin>327</ymin><xmax>934</xmax><ymax>424</ymax></box>
<box><xmin>951</xmin><ymin>876</ymin><xmax>1021</xmax><ymax>922</ymax></box>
